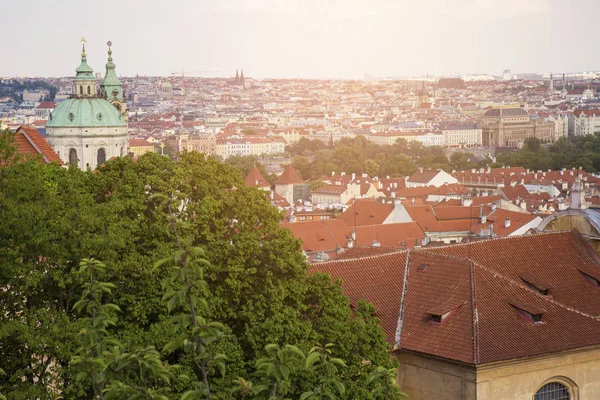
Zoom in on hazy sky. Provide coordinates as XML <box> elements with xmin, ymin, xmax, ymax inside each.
<box><xmin>3</xmin><ymin>0</ymin><xmax>597</xmax><ymax>79</ymax></box>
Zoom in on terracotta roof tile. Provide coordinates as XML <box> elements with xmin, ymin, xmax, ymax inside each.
<box><xmin>339</xmin><ymin>199</ymin><xmax>393</xmax><ymax>226</ymax></box>
<box><xmin>311</xmin><ymin>231</ymin><xmax>600</xmax><ymax>364</ymax></box>
<box><xmin>13</xmin><ymin>126</ymin><xmax>62</xmax><ymax>164</ymax></box>
<box><xmin>275</xmin><ymin>164</ymin><xmax>304</xmax><ymax>185</ymax></box>
<box><xmin>245</xmin><ymin>166</ymin><xmax>270</xmax><ymax>188</ymax></box>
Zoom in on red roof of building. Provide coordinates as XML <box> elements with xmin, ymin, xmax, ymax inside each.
<box><xmin>13</xmin><ymin>126</ymin><xmax>62</xmax><ymax>164</ymax></box>
<box><xmin>36</xmin><ymin>101</ymin><xmax>56</xmax><ymax>109</ymax></box>
<box><xmin>245</xmin><ymin>165</ymin><xmax>270</xmax><ymax>188</ymax></box>
<box><xmin>282</xmin><ymin>219</ymin><xmax>351</xmax><ymax>254</ymax></box>
<box><xmin>275</xmin><ymin>164</ymin><xmax>304</xmax><ymax>185</ymax></box>
<box><xmin>354</xmin><ymin>222</ymin><xmax>425</xmax><ymax>248</ymax></box>
<box><xmin>311</xmin><ymin>231</ymin><xmax>600</xmax><ymax>364</ymax></box>
<box><xmin>407</xmin><ymin>169</ymin><xmax>441</xmax><ymax>184</ymax></box>
<box><xmin>339</xmin><ymin>199</ymin><xmax>394</xmax><ymax>226</ymax></box>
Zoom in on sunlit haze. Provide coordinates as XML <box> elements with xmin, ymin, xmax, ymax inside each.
<box><xmin>3</xmin><ymin>0</ymin><xmax>598</xmax><ymax>79</ymax></box>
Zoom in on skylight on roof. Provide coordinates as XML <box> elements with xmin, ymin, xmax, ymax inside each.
<box><xmin>417</xmin><ymin>263</ymin><xmax>429</xmax><ymax>272</ymax></box>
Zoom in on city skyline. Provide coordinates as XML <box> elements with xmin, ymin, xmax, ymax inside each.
<box><xmin>3</xmin><ymin>0</ymin><xmax>600</xmax><ymax>79</ymax></box>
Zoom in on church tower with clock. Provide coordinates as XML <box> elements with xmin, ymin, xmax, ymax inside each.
<box><xmin>46</xmin><ymin>39</ymin><xmax>129</xmax><ymax>170</ymax></box>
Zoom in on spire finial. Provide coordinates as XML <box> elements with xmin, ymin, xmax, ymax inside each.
<box><xmin>107</xmin><ymin>40</ymin><xmax>113</xmax><ymax>61</ymax></box>
<box><xmin>81</xmin><ymin>36</ymin><xmax>87</xmax><ymax>57</ymax></box>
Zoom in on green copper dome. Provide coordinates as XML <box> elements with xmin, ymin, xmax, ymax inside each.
<box><xmin>47</xmin><ymin>98</ymin><xmax>126</xmax><ymax>128</ymax></box>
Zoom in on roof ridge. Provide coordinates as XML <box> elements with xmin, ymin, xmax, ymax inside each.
<box><xmin>470</xmin><ymin>261</ymin><xmax>479</xmax><ymax>365</ymax></box>
<box><xmin>419</xmin><ymin>230</ymin><xmax>572</xmax><ymax>251</ymax></box>
<box><xmin>394</xmin><ymin>249</ymin><xmax>411</xmax><ymax>347</ymax></box>
<box><xmin>318</xmin><ymin>248</ymin><xmax>408</xmax><ymax>264</ymax></box>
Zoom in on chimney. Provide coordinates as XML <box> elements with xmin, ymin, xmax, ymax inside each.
<box><xmin>347</xmin><ymin>238</ymin><xmax>354</xmax><ymax>248</ymax></box>
<box><xmin>331</xmin><ymin>171</ymin><xmax>335</xmax><ymax>176</ymax></box>
<box><xmin>520</xmin><ymin>201</ymin><xmax>527</xmax><ymax>210</ymax></box>
<box><xmin>378</xmin><ymin>181</ymin><xmax>383</xmax><ymax>189</ymax></box>
<box><xmin>270</xmin><ymin>190</ymin><xmax>274</xmax><ymax>199</ymax></box>
<box><xmin>419</xmin><ymin>167</ymin><xmax>424</xmax><ymax>174</ymax></box>
<box><xmin>351</xmin><ymin>173</ymin><xmax>356</xmax><ymax>181</ymax></box>
<box><xmin>351</xmin><ymin>228</ymin><xmax>356</xmax><ymax>241</ymax></box>
<box><xmin>362</xmin><ymin>173</ymin><xmax>368</xmax><ymax>178</ymax></box>
<box><xmin>487</xmin><ymin>166</ymin><xmax>491</xmax><ymax>173</ymax></box>
<box><xmin>505</xmin><ymin>217</ymin><xmax>511</xmax><ymax>228</ymax></box>
<box><xmin>481</xmin><ymin>215</ymin><xmax>487</xmax><ymax>224</ymax></box>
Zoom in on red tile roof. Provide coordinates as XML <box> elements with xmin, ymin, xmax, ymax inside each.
<box><xmin>36</xmin><ymin>101</ymin><xmax>56</xmax><ymax>109</ymax></box>
<box><xmin>275</xmin><ymin>164</ymin><xmax>304</xmax><ymax>185</ymax></box>
<box><xmin>407</xmin><ymin>169</ymin><xmax>441</xmax><ymax>184</ymax></box>
<box><xmin>282</xmin><ymin>219</ymin><xmax>351</xmax><ymax>253</ymax></box>
<box><xmin>354</xmin><ymin>222</ymin><xmax>425</xmax><ymax>248</ymax></box>
<box><xmin>339</xmin><ymin>199</ymin><xmax>394</xmax><ymax>226</ymax></box>
<box><xmin>245</xmin><ymin>166</ymin><xmax>270</xmax><ymax>188</ymax></box>
<box><xmin>311</xmin><ymin>231</ymin><xmax>600</xmax><ymax>364</ymax></box>
<box><xmin>13</xmin><ymin>126</ymin><xmax>62</xmax><ymax>164</ymax></box>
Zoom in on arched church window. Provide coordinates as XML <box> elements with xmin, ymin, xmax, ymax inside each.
<box><xmin>69</xmin><ymin>148</ymin><xmax>77</xmax><ymax>165</ymax></box>
<box><xmin>97</xmin><ymin>148</ymin><xmax>106</xmax><ymax>166</ymax></box>
<box><xmin>87</xmin><ymin>86</ymin><xmax>91</xmax><ymax>95</ymax></box>
<box><xmin>79</xmin><ymin>86</ymin><xmax>83</xmax><ymax>95</ymax></box>
<box><xmin>534</xmin><ymin>382</ymin><xmax>570</xmax><ymax>400</ymax></box>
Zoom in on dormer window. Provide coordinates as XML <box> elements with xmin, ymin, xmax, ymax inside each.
<box><xmin>579</xmin><ymin>269</ymin><xmax>600</xmax><ymax>288</ymax></box>
<box><xmin>427</xmin><ymin>302</ymin><xmax>463</xmax><ymax>324</ymax></box>
<box><xmin>509</xmin><ymin>300</ymin><xmax>545</xmax><ymax>324</ymax></box>
<box><xmin>520</xmin><ymin>274</ymin><xmax>551</xmax><ymax>296</ymax></box>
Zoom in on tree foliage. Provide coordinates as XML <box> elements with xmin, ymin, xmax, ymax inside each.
<box><xmin>0</xmin><ymin>139</ymin><xmax>400</xmax><ymax>398</ymax></box>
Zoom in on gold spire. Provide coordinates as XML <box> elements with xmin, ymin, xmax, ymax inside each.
<box><xmin>107</xmin><ymin>40</ymin><xmax>112</xmax><ymax>56</ymax></box>
<box><xmin>81</xmin><ymin>36</ymin><xmax>87</xmax><ymax>57</ymax></box>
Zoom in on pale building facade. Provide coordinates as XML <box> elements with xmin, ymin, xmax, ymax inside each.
<box><xmin>441</xmin><ymin>127</ymin><xmax>483</xmax><ymax>148</ymax></box>
<box><xmin>46</xmin><ymin>40</ymin><xmax>128</xmax><ymax>170</ymax></box>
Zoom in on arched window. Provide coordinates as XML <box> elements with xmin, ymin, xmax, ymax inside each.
<box><xmin>69</xmin><ymin>148</ymin><xmax>77</xmax><ymax>165</ymax></box>
<box><xmin>97</xmin><ymin>148</ymin><xmax>106</xmax><ymax>166</ymax></box>
<box><xmin>87</xmin><ymin>86</ymin><xmax>91</xmax><ymax>95</ymax></box>
<box><xmin>534</xmin><ymin>382</ymin><xmax>570</xmax><ymax>400</ymax></box>
<box><xmin>79</xmin><ymin>86</ymin><xmax>83</xmax><ymax>95</ymax></box>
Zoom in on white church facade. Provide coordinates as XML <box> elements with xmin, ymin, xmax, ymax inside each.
<box><xmin>46</xmin><ymin>39</ymin><xmax>128</xmax><ymax>170</ymax></box>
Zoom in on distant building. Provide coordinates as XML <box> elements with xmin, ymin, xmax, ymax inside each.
<box><xmin>480</xmin><ymin>106</ymin><xmax>554</xmax><ymax>147</ymax></box>
<box><xmin>128</xmin><ymin>139</ymin><xmax>155</xmax><ymax>157</ymax></box>
<box><xmin>569</xmin><ymin>109</ymin><xmax>600</xmax><ymax>136</ymax></box>
<box><xmin>275</xmin><ymin>164</ymin><xmax>308</xmax><ymax>206</ymax></box>
<box><xmin>35</xmin><ymin>101</ymin><xmax>56</xmax><ymax>119</ymax></box>
<box><xmin>441</xmin><ymin>126</ymin><xmax>482</xmax><ymax>148</ymax></box>
<box><xmin>437</xmin><ymin>77</ymin><xmax>465</xmax><ymax>89</ymax></box>
<box><xmin>502</xmin><ymin>69</ymin><xmax>511</xmax><ymax>81</ymax></box>
<box><xmin>406</xmin><ymin>168</ymin><xmax>458</xmax><ymax>188</ymax></box>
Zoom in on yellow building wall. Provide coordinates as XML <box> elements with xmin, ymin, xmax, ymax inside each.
<box><xmin>543</xmin><ymin>216</ymin><xmax>600</xmax><ymax>253</ymax></box>
<box><xmin>476</xmin><ymin>347</ymin><xmax>600</xmax><ymax>400</ymax></box>
<box><xmin>395</xmin><ymin>347</ymin><xmax>600</xmax><ymax>400</ymax></box>
<box><xmin>395</xmin><ymin>351</ymin><xmax>477</xmax><ymax>400</ymax></box>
